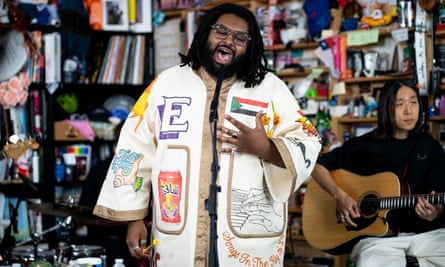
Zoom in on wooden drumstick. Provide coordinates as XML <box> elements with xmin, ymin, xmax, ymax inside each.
<box><xmin>143</xmin><ymin>239</ymin><xmax>159</xmax><ymax>253</ymax></box>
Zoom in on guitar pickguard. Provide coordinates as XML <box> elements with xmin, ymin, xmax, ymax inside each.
<box><xmin>346</xmin><ymin>215</ymin><xmax>378</xmax><ymax>232</ymax></box>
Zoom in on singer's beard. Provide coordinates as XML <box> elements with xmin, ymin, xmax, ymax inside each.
<box><xmin>201</xmin><ymin>43</ymin><xmax>245</xmax><ymax>80</ymax></box>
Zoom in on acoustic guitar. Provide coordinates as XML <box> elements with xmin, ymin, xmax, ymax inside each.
<box><xmin>302</xmin><ymin>169</ymin><xmax>445</xmax><ymax>255</ymax></box>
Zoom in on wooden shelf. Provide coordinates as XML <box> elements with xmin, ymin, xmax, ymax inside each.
<box><xmin>265</xmin><ymin>42</ymin><xmax>318</xmax><ymax>51</ymax></box>
<box><xmin>429</xmin><ymin>116</ymin><xmax>445</xmax><ymax>121</ymax></box>
<box><xmin>428</xmin><ymin>29</ymin><xmax>445</xmax><ymax>37</ymax></box>
<box><xmin>277</xmin><ymin>67</ymin><xmax>329</xmax><ymax>78</ymax></box>
<box><xmin>334</xmin><ymin>117</ymin><xmax>377</xmax><ymax>123</ymax></box>
<box><xmin>341</xmin><ymin>74</ymin><xmax>413</xmax><ymax>84</ymax></box>
<box><xmin>330</xmin><ymin>116</ymin><xmax>445</xmax><ymax>145</ymax></box>
<box><xmin>335</xmin><ymin>115</ymin><xmax>445</xmax><ymax>124</ymax></box>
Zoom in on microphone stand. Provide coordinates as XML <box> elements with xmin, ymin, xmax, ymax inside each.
<box><xmin>205</xmin><ymin>67</ymin><xmax>224</xmax><ymax>267</ymax></box>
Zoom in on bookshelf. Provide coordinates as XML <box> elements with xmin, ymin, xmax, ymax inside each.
<box><xmin>0</xmin><ymin>1</ymin><xmax>155</xmax><ymax>257</ymax></box>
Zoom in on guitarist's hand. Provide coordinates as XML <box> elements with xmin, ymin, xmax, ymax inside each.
<box><xmin>416</xmin><ymin>191</ymin><xmax>443</xmax><ymax>222</ymax></box>
<box><xmin>312</xmin><ymin>164</ymin><xmax>362</xmax><ymax>227</ymax></box>
<box><xmin>336</xmin><ymin>191</ymin><xmax>360</xmax><ymax>227</ymax></box>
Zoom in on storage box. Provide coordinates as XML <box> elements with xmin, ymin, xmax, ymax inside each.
<box><xmin>54</xmin><ymin>121</ymin><xmax>89</xmax><ymax>141</ymax></box>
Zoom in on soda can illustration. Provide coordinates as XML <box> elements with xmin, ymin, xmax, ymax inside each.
<box><xmin>158</xmin><ymin>170</ymin><xmax>182</xmax><ymax>223</ymax></box>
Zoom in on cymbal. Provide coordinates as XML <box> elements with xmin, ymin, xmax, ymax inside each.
<box><xmin>27</xmin><ymin>202</ymin><xmax>124</xmax><ymax>227</ymax></box>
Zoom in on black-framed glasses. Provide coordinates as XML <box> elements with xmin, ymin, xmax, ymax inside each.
<box><xmin>210</xmin><ymin>24</ymin><xmax>251</xmax><ymax>46</ymax></box>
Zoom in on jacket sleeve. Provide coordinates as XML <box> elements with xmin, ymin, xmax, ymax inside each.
<box><xmin>262</xmin><ymin>78</ymin><xmax>322</xmax><ymax>202</ymax></box>
<box><xmin>93</xmin><ymin>79</ymin><xmax>159</xmax><ymax>221</ymax></box>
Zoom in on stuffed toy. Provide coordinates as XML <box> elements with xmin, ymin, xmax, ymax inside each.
<box><xmin>18</xmin><ymin>1</ymin><xmax>60</xmax><ymax>26</ymax></box>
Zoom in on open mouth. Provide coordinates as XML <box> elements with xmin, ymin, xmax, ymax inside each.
<box><xmin>214</xmin><ymin>46</ymin><xmax>234</xmax><ymax>65</ymax></box>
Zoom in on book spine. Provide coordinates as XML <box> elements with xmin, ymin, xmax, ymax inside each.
<box><xmin>119</xmin><ymin>36</ymin><xmax>132</xmax><ymax>83</ymax></box>
<box><xmin>112</xmin><ymin>36</ymin><xmax>126</xmax><ymax>83</ymax></box>
<box><xmin>104</xmin><ymin>35</ymin><xmax>120</xmax><ymax>83</ymax></box>
<box><xmin>44</xmin><ymin>32</ymin><xmax>61</xmax><ymax>83</ymax></box>
<box><xmin>339</xmin><ymin>35</ymin><xmax>350</xmax><ymax>79</ymax></box>
<box><xmin>331</xmin><ymin>36</ymin><xmax>341</xmax><ymax>77</ymax></box>
<box><xmin>97</xmin><ymin>38</ymin><xmax>113</xmax><ymax>83</ymax></box>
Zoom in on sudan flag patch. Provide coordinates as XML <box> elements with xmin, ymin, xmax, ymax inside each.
<box><xmin>230</xmin><ymin>96</ymin><xmax>269</xmax><ymax>116</ymax></box>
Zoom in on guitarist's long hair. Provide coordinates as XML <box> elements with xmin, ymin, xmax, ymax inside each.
<box><xmin>374</xmin><ymin>80</ymin><xmax>424</xmax><ymax>140</ymax></box>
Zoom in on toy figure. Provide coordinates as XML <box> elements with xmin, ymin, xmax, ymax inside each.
<box><xmin>360</xmin><ymin>3</ymin><xmax>397</xmax><ymax>28</ymax></box>
<box><xmin>280</xmin><ymin>0</ymin><xmax>307</xmax><ymax>44</ymax></box>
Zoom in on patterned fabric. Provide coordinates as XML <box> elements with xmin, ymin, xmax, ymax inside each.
<box><xmin>93</xmin><ymin>65</ymin><xmax>321</xmax><ymax>266</ymax></box>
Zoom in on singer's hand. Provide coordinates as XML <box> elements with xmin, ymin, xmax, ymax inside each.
<box><xmin>127</xmin><ymin>220</ymin><xmax>149</xmax><ymax>259</ymax></box>
<box><xmin>217</xmin><ymin>112</ymin><xmax>284</xmax><ymax>167</ymax></box>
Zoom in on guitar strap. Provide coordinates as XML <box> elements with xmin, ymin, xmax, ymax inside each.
<box><xmin>399</xmin><ymin>136</ymin><xmax>421</xmax><ymax>195</ymax></box>
<box><xmin>400</xmin><ymin>164</ymin><xmax>411</xmax><ymax>195</ymax></box>
<box><xmin>385</xmin><ymin>141</ymin><xmax>416</xmax><ymax>229</ymax></box>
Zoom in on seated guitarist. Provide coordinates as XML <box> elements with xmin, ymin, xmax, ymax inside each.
<box><xmin>311</xmin><ymin>80</ymin><xmax>445</xmax><ymax>266</ymax></box>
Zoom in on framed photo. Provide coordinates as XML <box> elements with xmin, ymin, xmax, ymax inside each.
<box><xmin>102</xmin><ymin>0</ymin><xmax>129</xmax><ymax>31</ymax></box>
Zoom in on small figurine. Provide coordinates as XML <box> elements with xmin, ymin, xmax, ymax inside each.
<box><xmin>360</xmin><ymin>3</ymin><xmax>397</xmax><ymax>28</ymax></box>
<box><xmin>280</xmin><ymin>0</ymin><xmax>307</xmax><ymax>44</ymax></box>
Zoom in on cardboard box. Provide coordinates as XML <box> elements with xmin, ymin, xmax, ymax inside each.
<box><xmin>54</xmin><ymin>121</ymin><xmax>89</xmax><ymax>141</ymax></box>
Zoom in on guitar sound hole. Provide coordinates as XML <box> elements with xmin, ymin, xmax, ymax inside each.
<box><xmin>360</xmin><ymin>193</ymin><xmax>379</xmax><ymax>217</ymax></box>
<box><xmin>344</xmin><ymin>193</ymin><xmax>379</xmax><ymax>231</ymax></box>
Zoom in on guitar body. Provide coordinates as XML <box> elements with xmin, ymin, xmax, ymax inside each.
<box><xmin>302</xmin><ymin>169</ymin><xmax>401</xmax><ymax>255</ymax></box>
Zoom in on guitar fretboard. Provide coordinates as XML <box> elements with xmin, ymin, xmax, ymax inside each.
<box><xmin>379</xmin><ymin>193</ymin><xmax>445</xmax><ymax>209</ymax></box>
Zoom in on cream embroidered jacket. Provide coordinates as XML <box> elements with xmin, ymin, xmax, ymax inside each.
<box><xmin>93</xmin><ymin>65</ymin><xmax>321</xmax><ymax>266</ymax></box>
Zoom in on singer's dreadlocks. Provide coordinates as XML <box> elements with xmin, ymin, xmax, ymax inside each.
<box><xmin>179</xmin><ymin>3</ymin><xmax>269</xmax><ymax>88</ymax></box>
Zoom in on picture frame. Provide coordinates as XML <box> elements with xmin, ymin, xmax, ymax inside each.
<box><xmin>102</xmin><ymin>0</ymin><xmax>129</xmax><ymax>31</ymax></box>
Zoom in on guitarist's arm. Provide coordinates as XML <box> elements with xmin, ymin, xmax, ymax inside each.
<box><xmin>311</xmin><ymin>164</ymin><xmax>360</xmax><ymax>227</ymax></box>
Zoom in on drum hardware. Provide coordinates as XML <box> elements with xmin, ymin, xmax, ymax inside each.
<box><xmin>11</xmin><ymin>245</ymin><xmax>56</xmax><ymax>267</ymax></box>
<box><xmin>70</xmin><ymin>245</ymin><xmax>106</xmax><ymax>265</ymax></box>
<box><xmin>27</xmin><ymin>202</ymin><xmax>125</xmax><ymax>227</ymax></box>
<box><xmin>14</xmin><ymin>215</ymin><xmax>73</xmax><ymax>264</ymax></box>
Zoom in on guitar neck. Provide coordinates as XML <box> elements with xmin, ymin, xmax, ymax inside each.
<box><xmin>380</xmin><ymin>193</ymin><xmax>445</xmax><ymax>209</ymax></box>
